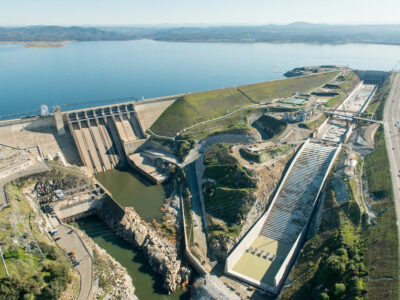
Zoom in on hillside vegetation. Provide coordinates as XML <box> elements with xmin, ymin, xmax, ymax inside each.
<box><xmin>280</xmin><ymin>181</ymin><xmax>369</xmax><ymax>300</ymax></box>
<box><xmin>252</xmin><ymin>115</ymin><xmax>287</xmax><ymax>139</ymax></box>
<box><xmin>0</xmin><ymin>182</ymin><xmax>77</xmax><ymax>299</ymax></box>
<box><xmin>363</xmin><ymin>127</ymin><xmax>398</xmax><ymax>299</ymax></box>
<box><xmin>202</xmin><ymin>144</ymin><xmax>256</xmax><ymax>234</ymax></box>
<box><xmin>151</xmin><ymin>72</ymin><xmax>338</xmax><ymax>138</ymax></box>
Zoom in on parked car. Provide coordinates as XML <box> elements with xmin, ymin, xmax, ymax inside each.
<box><xmin>49</xmin><ymin>229</ymin><xmax>58</xmax><ymax>235</ymax></box>
<box><xmin>193</xmin><ymin>219</ymin><xmax>198</xmax><ymax>227</ymax></box>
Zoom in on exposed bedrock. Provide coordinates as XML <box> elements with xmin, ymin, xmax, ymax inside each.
<box><xmin>191</xmin><ymin>275</ymin><xmax>240</xmax><ymax>300</ymax></box>
<box><xmin>99</xmin><ymin>206</ymin><xmax>191</xmax><ymax>294</ymax></box>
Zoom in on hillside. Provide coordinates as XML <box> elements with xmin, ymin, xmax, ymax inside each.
<box><xmin>2</xmin><ymin>23</ymin><xmax>400</xmax><ymax>45</ymax></box>
<box><xmin>151</xmin><ymin>71</ymin><xmax>338</xmax><ymax>138</ymax></box>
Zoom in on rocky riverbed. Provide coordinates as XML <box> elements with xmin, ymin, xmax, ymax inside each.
<box><xmin>101</xmin><ymin>207</ymin><xmax>192</xmax><ymax>294</ymax></box>
<box><xmin>74</xmin><ymin>228</ymin><xmax>138</xmax><ymax>300</ymax></box>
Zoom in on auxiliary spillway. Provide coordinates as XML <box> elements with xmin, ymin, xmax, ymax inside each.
<box><xmin>225</xmin><ymin>82</ymin><xmax>378</xmax><ymax>295</ymax></box>
<box><xmin>67</xmin><ymin>103</ymin><xmax>146</xmax><ymax>173</ymax></box>
<box><xmin>225</xmin><ymin>140</ymin><xmax>341</xmax><ymax>294</ymax></box>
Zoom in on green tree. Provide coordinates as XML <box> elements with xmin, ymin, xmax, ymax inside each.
<box><xmin>333</xmin><ymin>283</ymin><xmax>346</xmax><ymax>297</ymax></box>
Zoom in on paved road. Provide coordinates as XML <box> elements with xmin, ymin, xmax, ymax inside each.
<box><xmin>0</xmin><ymin>162</ymin><xmax>49</xmax><ymax>209</ymax></box>
<box><xmin>383</xmin><ymin>72</ymin><xmax>400</xmax><ymax>252</ymax></box>
<box><xmin>184</xmin><ymin>162</ymin><xmax>213</xmax><ymax>272</ymax></box>
<box><xmin>55</xmin><ymin>224</ymin><xmax>93</xmax><ymax>300</ymax></box>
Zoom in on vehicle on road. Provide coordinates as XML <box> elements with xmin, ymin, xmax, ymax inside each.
<box><xmin>54</xmin><ymin>237</ymin><xmax>61</xmax><ymax>241</ymax></box>
<box><xmin>68</xmin><ymin>229</ymin><xmax>75</xmax><ymax>234</ymax></box>
<box><xmin>193</xmin><ymin>219</ymin><xmax>198</xmax><ymax>227</ymax></box>
<box><xmin>49</xmin><ymin>229</ymin><xmax>58</xmax><ymax>235</ymax></box>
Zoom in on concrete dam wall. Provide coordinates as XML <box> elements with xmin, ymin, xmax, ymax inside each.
<box><xmin>67</xmin><ymin>103</ymin><xmax>146</xmax><ymax>173</ymax></box>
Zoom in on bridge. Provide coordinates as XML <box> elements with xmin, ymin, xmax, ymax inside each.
<box><xmin>324</xmin><ymin>111</ymin><xmax>383</xmax><ymax>124</ymax></box>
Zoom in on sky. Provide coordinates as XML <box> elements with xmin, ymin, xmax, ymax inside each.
<box><xmin>1</xmin><ymin>0</ymin><xmax>400</xmax><ymax>26</ymax></box>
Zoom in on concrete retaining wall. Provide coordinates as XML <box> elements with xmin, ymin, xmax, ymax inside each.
<box><xmin>0</xmin><ymin>115</ymin><xmax>55</xmax><ymax>134</ymax></box>
<box><xmin>55</xmin><ymin>198</ymin><xmax>104</xmax><ymax>221</ymax></box>
<box><xmin>225</xmin><ymin>139</ymin><xmax>310</xmax><ymax>274</ymax></box>
<box><xmin>124</xmin><ymin>140</ymin><xmax>147</xmax><ymax>155</ymax></box>
<box><xmin>273</xmin><ymin>143</ymin><xmax>342</xmax><ymax>292</ymax></box>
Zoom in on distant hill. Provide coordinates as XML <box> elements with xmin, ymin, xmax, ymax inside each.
<box><xmin>2</xmin><ymin>23</ymin><xmax>400</xmax><ymax>45</ymax></box>
<box><xmin>0</xmin><ymin>26</ymin><xmax>130</xmax><ymax>41</ymax></box>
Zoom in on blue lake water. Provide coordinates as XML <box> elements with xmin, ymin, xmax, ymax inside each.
<box><xmin>1</xmin><ymin>40</ymin><xmax>400</xmax><ymax>118</ymax></box>
<box><xmin>2</xmin><ymin>40</ymin><xmax>400</xmax><ymax>299</ymax></box>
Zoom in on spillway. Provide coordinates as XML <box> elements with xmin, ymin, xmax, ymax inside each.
<box><xmin>67</xmin><ymin>103</ymin><xmax>146</xmax><ymax>173</ymax></box>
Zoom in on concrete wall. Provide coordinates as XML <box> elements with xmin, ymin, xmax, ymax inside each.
<box><xmin>0</xmin><ymin>115</ymin><xmax>54</xmax><ymax>134</ymax></box>
<box><xmin>225</xmin><ymin>139</ymin><xmax>310</xmax><ymax>278</ymax></box>
<box><xmin>273</xmin><ymin>143</ymin><xmax>342</xmax><ymax>292</ymax></box>
<box><xmin>54</xmin><ymin>198</ymin><xmax>104</xmax><ymax>221</ymax></box>
<box><xmin>97</xmin><ymin>195</ymin><xmax>126</xmax><ymax>224</ymax></box>
<box><xmin>124</xmin><ymin>139</ymin><xmax>147</xmax><ymax>155</ymax></box>
<box><xmin>355</xmin><ymin>70</ymin><xmax>390</xmax><ymax>83</ymax></box>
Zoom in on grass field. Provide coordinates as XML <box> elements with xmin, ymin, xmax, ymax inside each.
<box><xmin>363</xmin><ymin>127</ymin><xmax>399</xmax><ymax>299</ymax></box>
<box><xmin>365</xmin><ymin>75</ymin><xmax>391</xmax><ymax>120</ymax></box>
<box><xmin>151</xmin><ymin>72</ymin><xmax>339</xmax><ymax>137</ymax></box>
<box><xmin>240</xmin><ymin>71</ymin><xmax>339</xmax><ymax>102</ymax></box>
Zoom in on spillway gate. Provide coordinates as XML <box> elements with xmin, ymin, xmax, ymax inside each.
<box><xmin>66</xmin><ymin>103</ymin><xmax>146</xmax><ymax>174</ymax></box>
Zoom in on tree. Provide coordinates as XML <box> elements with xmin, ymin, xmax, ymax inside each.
<box><xmin>326</xmin><ymin>255</ymin><xmax>346</xmax><ymax>277</ymax></box>
<box><xmin>333</xmin><ymin>283</ymin><xmax>346</xmax><ymax>297</ymax></box>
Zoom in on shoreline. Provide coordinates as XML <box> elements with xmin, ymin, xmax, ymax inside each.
<box><xmin>0</xmin><ymin>40</ymin><xmax>72</xmax><ymax>48</ymax></box>
<box><xmin>1</xmin><ymin>39</ymin><xmax>400</xmax><ymax>48</ymax></box>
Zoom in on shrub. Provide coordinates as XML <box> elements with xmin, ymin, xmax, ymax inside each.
<box><xmin>333</xmin><ymin>283</ymin><xmax>346</xmax><ymax>297</ymax></box>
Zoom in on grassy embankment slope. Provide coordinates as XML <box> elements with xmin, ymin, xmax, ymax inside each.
<box><xmin>151</xmin><ymin>72</ymin><xmax>338</xmax><ymax>139</ymax></box>
<box><xmin>0</xmin><ymin>180</ymin><xmax>78</xmax><ymax>299</ymax></box>
<box><xmin>202</xmin><ymin>144</ymin><xmax>257</xmax><ymax>238</ymax></box>
<box><xmin>300</xmin><ymin>72</ymin><xmax>360</xmax><ymax>131</ymax></box>
<box><xmin>281</xmin><ymin>79</ymin><xmax>398</xmax><ymax>300</ymax></box>
<box><xmin>323</xmin><ymin>72</ymin><xmax>361</xmax><ymax>109</ymax></box>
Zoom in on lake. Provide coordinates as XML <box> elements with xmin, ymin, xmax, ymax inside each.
<box><xmin>1</xmin><ymin>40</ymin><xmax>400</xmax><ymax>118</ymax></box>
<box><xmin>2</xmin><ymin>39</ymin><xmax>400</xmax><ymax>299</ymax></box>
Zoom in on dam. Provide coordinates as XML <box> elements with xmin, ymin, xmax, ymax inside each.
<box><xmin>67</xmin><ymin>103</ymin><xmax>147</xmax><ymax>173</ymax></box>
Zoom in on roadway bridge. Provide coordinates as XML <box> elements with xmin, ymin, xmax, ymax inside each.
<box><xmin>66</xmin><ymin>103</ymin><xmax>147</xmax><ymax>173</ymax></box>
<box><xmin>324</xmin><ymin>111</ymin><xmax>383</xmax><ymax>124</ymax></box>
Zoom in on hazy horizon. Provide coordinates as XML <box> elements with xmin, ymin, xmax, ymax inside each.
<box><xmin>1</xmin><ymin>0</ymin><xmax>400</xmax><ymax>26</ymax></box>
<box><xmin>3</xmin><ymin>22</ymin><xmax>400</xmax><ymax>28</ymax></box>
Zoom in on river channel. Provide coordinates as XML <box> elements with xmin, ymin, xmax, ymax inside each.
<box><xmin>76</xmin><ymin>169</ymin><xmax>189</xmax><ymax>300</ymax></box>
